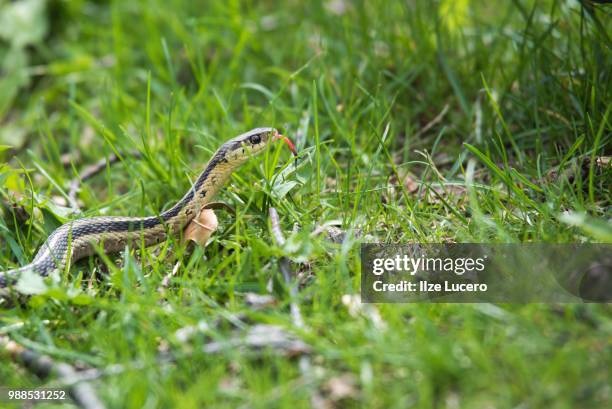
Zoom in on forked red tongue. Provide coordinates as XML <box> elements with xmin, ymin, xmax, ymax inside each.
<box><xmin>274</xmin><ymin>132</ymin><xmax>297</xmax><ymax>156</ymax></box>
<box><xmin>278</xmin><ymin>134</ymin><xmax>298</xmax><ymax>156</ymax></box>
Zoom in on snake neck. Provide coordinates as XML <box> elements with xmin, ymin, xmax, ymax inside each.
<box><xmin>160</xmin><ymin>149</ymin><xmax>244</xmax><ymax>232</ymax></box>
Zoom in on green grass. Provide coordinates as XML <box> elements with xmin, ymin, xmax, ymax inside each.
<box><xmin>0</xmin><ymin>0</ymin><xmax>611</xmax><ymax>407</ymax></box>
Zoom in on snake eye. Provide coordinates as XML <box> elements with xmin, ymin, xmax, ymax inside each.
<box><xmin>249</xmin><ymin>134</ymin><xmax>262</xmax><ymax>145</ymax></box>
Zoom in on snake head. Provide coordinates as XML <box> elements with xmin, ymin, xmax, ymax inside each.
<box><xmin>230</xmin><ymin>127</ymin><xmax>297</xmax><ymax>158</ymax></box>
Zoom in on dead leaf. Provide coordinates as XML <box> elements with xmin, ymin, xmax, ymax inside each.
<box><xmin>403</xmin><ymin>173</ymin><xmax>419</xmax><ymax>193</ymax></box>
<box><xmin>203</xmin><ymin>324</ymin><xmax>311</xmax><ymax>357</ymax></box>
<box><xmin>325</xmin><ymin>0</ymin><xmax>349</xmax><ymax>16</ymax></box>
<box><xmin>243</xmin><ymin>325</ymin><xmax>311</xmax><ymax>355</ymax></box>
<box><xmin>244</xmin><ymin>292</ymin><xmax>277</xmax><ymax>309</ymax></box>
<box><xmin>51</xmin><ymin>195</ymin><xmax>68</xmax><ymax>207</ymax></box>
<box><xmin>324</xmin><ymin>373</ymin><xmax>358</xmax><ymax>401</ymax></box>
<box><xmin>218</xmin><ymin>377</ymin><xmax>242</xmax><ymax>394</ymax></box>
<box><xmin>174</xmin><ymin>320</ymin><xmax>210</xmax><ymax>344</ymax></box>
<box><xmin>183</xmin><ymin>208</ymin><xmax>218</xmax><ymax>245</ymax></box>
<box><xmin>596</xmin><ymin>156</ymin><xmax>610</xmax><ymax>168</ymax></box>
<box><xmin>341</xmin><ymin>294</ymin><xmax>386</xmax><ymax>330</ymax></box>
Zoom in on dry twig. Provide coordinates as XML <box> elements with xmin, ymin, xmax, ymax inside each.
<box><xmin>68</xmin><ymin>151</ymin><xmax>142</xmax><ymax>208</ymax></box>
<box><xmin>0</xmin><ymin>336</ymin><xmax>106</xmax><ymax>409</ymax></box>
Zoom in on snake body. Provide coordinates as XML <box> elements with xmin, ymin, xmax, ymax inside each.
<box><xmin>0</xmin><ymin>127</ymin><xmax>290</xmax><ymax>287</ymax></box>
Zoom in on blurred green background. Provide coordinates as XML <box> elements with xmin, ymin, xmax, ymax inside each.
<box><xmin>0</xmin><ymin>0</ymin><xmax>610</xmax><ymax>408</ymax></box>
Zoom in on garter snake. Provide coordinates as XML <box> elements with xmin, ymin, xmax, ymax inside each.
<box><xmin>0</xmin><ymin>128</ymin><xmax>297</xmax><ymax>287</ymax></box>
